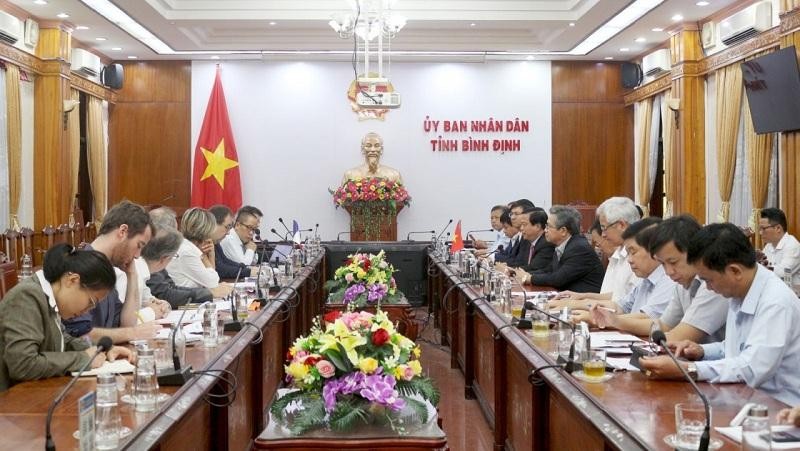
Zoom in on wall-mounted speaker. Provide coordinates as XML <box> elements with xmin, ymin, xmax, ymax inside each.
<box><xmin>100</xmin><ymin>63</ymin><xmax>124</xmax><ymax>89</ymax></box>
<box><xmin>621</xmin><ymin>62</ymin><xmax>643</xmax><ymax>89</ymax></box>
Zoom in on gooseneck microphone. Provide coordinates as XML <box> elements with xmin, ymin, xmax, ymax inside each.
<box><xmin>651</xmin><ymin>330</ymin><xmax>710</xmax><ymax>451</ymax></box>
<box><xmin>336</xmin><ymin>231</ymin><xmax>351</xmax><ymax>241</ymax></box>
<box><xmin>46</xmin><ymin>336</ymin><xmax>113</xmax><ymax>451</ymax></box>
<box><xmin>270</xmin><ymin>228</ymin><xmax>288</xmax><ymax>243</ymax></box>
<box><xmin>466</xmin><ymin>228</ymin><xmax>494</xmax><ymax>237</ymax></box>
<box><xmin>406</xmin><ymin>230</ymin><xmax>436</xmax><ymax>241</ymax></box>
<box><xmin>520</xmin><ymin>298</ymin><xmax>576</xmax><ymax>374</ymax></box>
<box><xmin>158</xmin><ymin>304</ymin><xmax>193</xmax><ymax>386</ymax></box>
<box><xmin>314</xmin><ymin>223</ymin><xmax>319</xmax><ymax>237</ymax></box>
<box><xmin>435</xmin><ymin>219</ymin><xmax>454</xmax><ymax>242</ymax></box>
<box><xmin>224</xmin><ymin>267</ymin><xmax>244</xmax><ymax>332</ymax></box>
<box><xmin>278</xmin><ymin>218</ymin><xmax>293</xmax><ymax>240</ymax></box>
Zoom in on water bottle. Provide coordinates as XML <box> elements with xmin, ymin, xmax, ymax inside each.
<box><xmin>202</xmin><ymin>306</ymin><xmax>218</xmax><ymax>348</ymax></box>
<box><xmin>133</xmin><ymin>348</ymin><xmax>158</xmax><ymax>412</ymax></box>
<box><xmin>501</xmin><ymin>277</ymin><xmax>513</xmax><ymax>317</ymax></box>
<box><xmin>258</xmin><ymin>263</ymin><xmax>272</xmax><ymax>298</ymax></box>
<box><xmin>782</xmin><ymin>268</ymin><xmax>793</xmax><ymax>289</ymax></box>
<box><xmin>95</xmin><ymin>373</ymin><xmax>121</xmax><ymax>450</ymax></box>
<box><xmin>741</xmin><ymin>404</ymin><xmax>770</xmax><ymax>450</ymax></box>
<box><xmin>20</xmin><ymin>254</ymin><xmax>32</xmax><ymax>279</ymax></box>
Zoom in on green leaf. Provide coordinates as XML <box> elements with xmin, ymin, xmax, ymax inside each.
<box><xmin>288</xmin><ymin>396</ymin><xmax>326</xmax><ymax>436</ymax></box>
<box><xmin>329</xmin><ymin>399</ymin><xmax>370</xmax><ymax>431</ymax></box>
<box><xmin>402</xmin><ymin>396</ymin><xmax>429</xmax><ymax>425</ymax></box>
<box><xmin>395</xmin><ymin>377</ymin><xmax>440</xmax><ymax>406</ymax></box>
<box><xmin>269</xmin><ymin>390</ymin><xmax>306</xmax><ymax>421</ymax></box>
<box><xmin>322</xmin><ymin>347</ymin><xmax>352</xmax><ymax>373</ymax></box>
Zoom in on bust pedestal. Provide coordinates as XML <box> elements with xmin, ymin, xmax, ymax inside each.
<box><xmin>345</xmin><ymin>204</ymin><xmax>403</xmax><ymax>241</ymax></box>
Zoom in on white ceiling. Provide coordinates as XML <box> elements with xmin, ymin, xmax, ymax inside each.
<box><xmin>8</xmin><ymin>0</ymin><xmax>742</xmax><ymax>61</ymax></box>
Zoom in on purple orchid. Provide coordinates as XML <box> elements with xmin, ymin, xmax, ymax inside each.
<box><xmin>342</xmin><ymin>283</ymin><xmax>367</xmax><ymax>304</ymax></box>
<box><xmin>366</xmin><ymin>283</ymin><xmax>388</xmax><ymax>304</ymax></box>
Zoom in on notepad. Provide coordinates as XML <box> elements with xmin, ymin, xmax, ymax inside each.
<box><xmin>72</xmin><ymin>359</ymin><xmax>135</xmax><ymax>377</ymax></box>
<box><xmin>156</xmin><ymin>309</ymin><xmax>202</xmax><ymax>325</ymax></box>
<box><xmin>716</xmin><ymin>425</ymin><xmax>800</xmax><ymax>449</ymax></box>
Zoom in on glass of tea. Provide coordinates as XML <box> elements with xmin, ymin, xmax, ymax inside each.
<box><xmin>582</xmin><ymin>349</ymin><xmax>607</xmax><ymax>379</ymax></box>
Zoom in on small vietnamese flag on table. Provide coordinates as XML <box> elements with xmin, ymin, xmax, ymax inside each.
<box><xmin>191</xmin><ymin>66</ymin><xmax>242</xmax><ymax>210</ymax></box>
<box><xmin>450</xmin><ymin>220</ymin><xmax>464</xmax><ymax>253</ymax></box>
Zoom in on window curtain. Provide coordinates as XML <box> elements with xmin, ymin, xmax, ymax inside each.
<box><xmin>68</xmin><ymin>88</ymin><xmax>80</xmax><ymax>209</ymax></box>
<box><xmin>87</xmin><ymin>95</ymin><xmax>107</xmax><ymax>221</ymax></box>
<box><xmin>730</xmin><ymin>110</ymin><xmax>751</xmax><ymax>227</ymax></box>
<box><xmin>0</xmin><ymin>68</ymin><xmax>7</xmax><ymax>232</ymax></box>
<box><xmin>714</xmin><ymin>63</ymin><xmax>743</xmax><ymax>222</ymax></box>
<box><xmin>781</xmin><ymin>0</ymin><xmax>800</xmax><ymax>12</ymax></box>
<box><xmin>661</xmin><ymin>89</ymin><xmax>676</xmax><ymax>218</ymax></box>
<box><xmin>635</xmin><ymin>97</ymin><xmax>653</xmax><ymax>216</ymax></box>
<box><xmin>648</xmin><ymin>94</ymin><xmax>662</xmax><ymax>202</ymax></box>
<box><xmin>5</xmin><ymin>63</ymin><xmax>20</xmax><ymax>222</ymax></box>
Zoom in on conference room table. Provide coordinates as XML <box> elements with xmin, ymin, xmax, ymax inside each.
<box><xmin>0</xmin><ymin>252</ymin><xmax>327</xmax><ymax>451</ymax></box>
<box><xmin>427</xmin><ymin>252</ymin><xmax>790</xmax><ymax>451</ymax></box>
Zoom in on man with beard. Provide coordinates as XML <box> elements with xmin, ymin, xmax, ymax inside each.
<box><xmin>342</xmin><ymin>132</ymin><xmax>403</xmax><ymax>183</ymax></box>
<box><xmin>62</xmin><ymin>201</ymin><xmax>162</xmax><ymax>344</ymax></box>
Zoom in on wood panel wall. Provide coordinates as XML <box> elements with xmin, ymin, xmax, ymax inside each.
<box><xmin>107</xmin><ymin>61</ymin><xmax>191</xmax><ymax>208</ymax></box>
<box><xmin>551</xmin><ymin>61</ymin><xmax>634</xmax><ymax>205</ymax></box>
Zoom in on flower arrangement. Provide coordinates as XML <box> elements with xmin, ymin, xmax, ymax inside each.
<box><xmin>270</xmin><ymin>310</ymin><xmax>439</xmax><ymax>435</ymax></box>
<box><xmin>331</xmin><ymin>177</ymin><xmax>411</xmax><ymax>210</ymax></box>
<box><xmin>325</xmin><ymin>250</ymin><xmax>404</xmax><ymax>307</ymax></box>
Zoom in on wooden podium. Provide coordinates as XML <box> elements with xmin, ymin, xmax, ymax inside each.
<box><xmin>345</xmin><ymin>204</ymin><xmax>403</xmax><ymax>241</ymax></box>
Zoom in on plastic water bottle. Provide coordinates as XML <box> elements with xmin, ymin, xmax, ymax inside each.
<box><xmin>95</xmin><ymin>373</ymin><xmax>121</xmax><ymax>449</ymax></box>
<box><xmin>133</xmin><ymin>348</ymin><xmax>158</xmax><ymax>412</ymax></box>
<box><xmin>741</xmin><ymin>404</ymin><xmax>770</xmax><ymax>450</ymax></box>
<box><xmin>202</xmin><ymin>307</ymin><xmax>218</xmax><ymax>348</ymax></box>
<box><xmin>20</xmin><ymin>254</ymin><xmax>32</xmax><ymax>279</ymax></box>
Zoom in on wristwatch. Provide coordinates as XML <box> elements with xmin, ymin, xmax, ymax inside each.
<box><xmin>687</xmin><ymin>362</ymin><xmax>699</xmax><ymax>381</ymax></box>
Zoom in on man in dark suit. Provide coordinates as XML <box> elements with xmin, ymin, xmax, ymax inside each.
<box><xmin>493</xmin><ymin>209</ymin><xmax>520</xmax><ymax>263</ymax></box>
<box><xmin>508</xmin><ymin>209</ymin><xmax>555</xmax><ymax>277</ymax></box>
<box><xmin>526</xmin><ymin>205</ymin><xmax>605</xmax><ymax>292</ymax></box>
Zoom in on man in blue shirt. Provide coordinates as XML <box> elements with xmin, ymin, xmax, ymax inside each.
<box><xmin>641</xmin><ymin>223</ymin><xmax>800</xmax><ymax>406</ymax></box>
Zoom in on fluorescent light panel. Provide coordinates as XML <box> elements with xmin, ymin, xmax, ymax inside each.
<box><xmin>80</xmin><ymin>0</ymin><xmax>664</xmax><ymax>58</ymax></box>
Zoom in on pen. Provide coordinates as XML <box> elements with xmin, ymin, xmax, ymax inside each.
<box><xmin>135</xmin><ymin>311</ymin><xmax>145</xmax><ymax>324</ymax></box>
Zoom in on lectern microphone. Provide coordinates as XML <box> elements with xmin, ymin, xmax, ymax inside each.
<box><xmin>336</xmin><ymin>231</ymin><xmax>351</xmax><ymax>241</ymax></box>
<box><xmin>270</xmin><ymin>228</ymin><xmax>289</xmax><ymax>242</ymax></box>
<box><xmin>405</xmin><ymin>230</ymin><xmax>435</xmax><ymax>241</ymax></box>
<box><xmin>435</xmin><ymin>219</ymin><xmax>454</xmax><ymax>241</ymax></box>
<box><xmin>158</xmin><ymin>306</ymin><xmax>193</xmax><ymax>386</ymax></box>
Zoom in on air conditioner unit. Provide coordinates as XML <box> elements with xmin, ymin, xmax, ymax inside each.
<box><xmin>642</xmin><ymin>49</ymin><xmax>671</xmax><ymax>77</ymax></box>
<box><xmin>720</xmin><ymin>1</ymin><xmax>772</xmax><ymax>47</ymax></box>
<box><xmin>0</xmin><ymin>11</ymin><xmax>22</xmax><ymax>45</ymax></box>
<box><xmin>71</xmin><ymin>48</ymin><xmax>102</xmax><ymax>77</ymax></box>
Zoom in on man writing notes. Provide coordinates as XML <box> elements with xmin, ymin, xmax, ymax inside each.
<box><xmin>641</xmin><ymin>223</ymin><xmax>800</xmax><ymax>406</ymax></box>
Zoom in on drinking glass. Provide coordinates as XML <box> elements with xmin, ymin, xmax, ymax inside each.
<box><xmin>674</xmin><ymin>403</ymin><xmax>710</xmax><ymax>449</ymax></box>
<box><xmin>582</xmin><ymin>349</ymin><xmax>606</xmax><ymax>379</ymax></box>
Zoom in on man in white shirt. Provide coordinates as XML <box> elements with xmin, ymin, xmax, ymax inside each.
<box><xmin>550</xmin><ymin>196</ymin><xmax>640</xmax><ymax>309</ymax></box>
<box><xmin>475</xmin><ymin>205</ymin><xmax>510</xmax><ymax>256</ymax></box>
<box><xmin>220</xmin><ymin>205</ymin><xmax>263</xmax><ymax>265</ymax></box>
<box><xmin>592</xmin><ymin>215</ymin><xmax>728</xmax><ymax>343</ymax></box>
<box><xmin>759</xmin><ymin>208</ymin><xmax>800</xmax><ymax>285</ymax></box>
<box><xmin>641</xmin><ymin>223</ymin><xmax>800</xmax><ymax>406</ymax></box>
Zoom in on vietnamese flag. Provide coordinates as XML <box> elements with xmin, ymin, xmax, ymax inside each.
<box><xmin>451</xmin><ymin>220</ymin><xmax>464</xmax><ymax>253</ymax></box>
<box><xmin>191</xmin><ymin>66</ymin><xmax>242</xmax><ymax>210</ymax></box>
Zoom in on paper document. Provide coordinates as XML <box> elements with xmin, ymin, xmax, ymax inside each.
<box><xmin>607</xmin><ymin>357</ymin><xmax>640</xmax><ymax>372</ymax></box>
<box><xmin>590</xmin><ymin>331</ymin><xmax>644</xmax><ymax>348</ymax></box>
<box><xmin>157</xmin><ymin>309</ymin><xmax>202</xmax><ymax>325</ymax></box>
<box><xmin>73</xmin><ymin>359</ymin><xmax>135</xmax><ymax>377</ymax></box>
<box><xmin>716</xmin><ymin>426</ymin><xmax>800</xmax><ymax>449</ymax></box>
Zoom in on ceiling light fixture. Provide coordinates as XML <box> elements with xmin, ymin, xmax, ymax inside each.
<box><xmin>111</xmin><ymin>47</ymin><xmax>122</xmax><ymax>51</ymax></box>
<box><xmin>672</xmin><ymin>14</ymin><xmax>684</xmax><ymax>21</ymax></box>
<box><xmin>56</xmin><ymin>12</ymin><xmax>70</xmax><ymax>18</ymax></box>
<box><xmin>696</xmin><ymin>1</ymin><xmax>710</xmax><ymax>6</ymax></box>
<box><xmin>95</xmin><ymin>37</ymin><xmax>107</xmax><ymax>41</ymax></box>
<box><xmin>605</xmin><ymin>56</ymin><xmax>614</xmax><ymax>60</ymax></box>
<box><xmin>211</xmin><ymin>55</ymin><xmax>220</xmax><ymax>60</ymax></box>
<box><xmin>127</xmin><ymin>55</ymin><xmax>137</xmax><ymax>59</ymax></box>
<box><xmin>635</xmin><ymin>37</ymin><xmax>646</xmax><ymax>43</ymax></box>
<box><xmin>652</xmin><ymin>27</ymin><xmax>664</xmax><ymax>32</ymax></box>
<box><xmin>34</xmin><ymin>0</ymin><xmax>48</xmax><ymax>5</ymax></box>
<box><xmin>470</xmin><ymin>23</ymin><xmax>476</xmax><ymax>27</ymax></box>
<box><xmin>569</xmin><ymin>22</ymin><xmax>575</xmax><ymax>27</ymax></box>
<box><xmin>620</xmin><ymin>47</ymin><xmax>630</xmax><ymax>52</ymax></box>
<box><xmin>269</xmin><ymin>21</ymin><xmax>276</xmax><ymax>26</ymax></box>
<box><xmin>75</xmin><ymin>25</ymin><xmax>90</xmax><ymax>30</ymax></box>
<box><xmin>526</xmin><ymin>55</ymin><xmax>535</xmax><ymax>60</ymax></box>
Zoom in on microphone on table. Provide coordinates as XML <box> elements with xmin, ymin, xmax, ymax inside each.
<box><xmin>158</xmin><ymin>303</ymin><xmax>194</xmax><ymax>386</ymax></box>
<box><xmin>278</xmin><ymin>218</ymin><xmax>293</xmax><ymax>240</ymax></box>
<box><xmin>336</xmin><ymin>231</ymin><xmax>351</xmax><ymax>241</ymax></box>
<box><xmin>406</xmin><ymin>230</ymin><xmax>435</xmax><ymax>241</ymax></box>
<box><xmin>314</xmin><ymin>223</ymin><xmax>319</xmax><ymax>237</ymax></box>
<box><xmin>224</xmin><ymin>267</ymin><xmax>244</xmax><ymax>332</ymax></box>
<box><xmin>270</xmin><ymin>228</ymin><xmax>288</xmax><ymax>243</ymax></box>
<box><xmin>466</xmin><ymin>228</ymin><xmax>494</xmax><ymax>236</ymax></box>
<box><xmin>650</xmin><ymin>330</ymin><xmax>710</xmax><ymax>451</ymax></box>
<box><xmin>519</xmin><ymin>297</ymin><xmax>576</xmax><ymax>374</ymax></box>
<box><xmin>46</xmin><ymin>336</ymin><xmax>113</xmax><ymax>451</ymax></box>
<box><xmin>255</xmin><ymin>241</ymin><xmax>270</xmax><ymax>299</ymax></box>
<box><xmin>435</xmin><ymin>219</ymin><xmax>454</xmax><ymax>242</ymax></box>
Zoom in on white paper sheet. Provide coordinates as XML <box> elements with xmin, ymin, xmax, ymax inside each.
<box><xmin>73</xmin><ymin>359</ymin><xmax>135</xmax><ymax>377</ymax></box>
<box><xmin>716</xmin><ymin>425</ymin><xmax>800</xmax><ymax>449</ymax></box>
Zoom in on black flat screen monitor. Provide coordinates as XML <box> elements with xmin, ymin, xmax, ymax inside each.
<box><xmin>741</xmin><ymin>46</ymin><xmax>800</xmax><ymax>134</ymax></box>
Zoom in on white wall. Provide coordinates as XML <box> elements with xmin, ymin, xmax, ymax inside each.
<box><xmin>191</xmin><ymin>61</ymin><xmax>552</xmax><ymax>240</ymax></box>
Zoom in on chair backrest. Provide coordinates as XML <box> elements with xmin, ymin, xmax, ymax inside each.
<box><xmin>2</xmin><ymin>229</ymin><xmax>33</xmax><ymax>269</ymax></box>
<box><xmin>0</xmin><ymin>261</ymin><xmax>18</xmax><ymax>299</ymax></box>
<box><xmin>568</xmin><ymin>201</ymin><xmax>598</xmax><ymax>234</ymax></box>
<box><xmin>83</xmin><ymin>221</ymin><xmax>98</xmax><ymax>244</ymax></box>
<box><xmin>71</xmin><ymin>222</ymin><xmax>84</xmax><ymax>247</ymax></box>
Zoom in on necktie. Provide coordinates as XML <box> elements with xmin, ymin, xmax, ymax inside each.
<box><xmin>528</xmin><ymin>243</ymin><xmax>535</xmax><ymax>264</ymax></box>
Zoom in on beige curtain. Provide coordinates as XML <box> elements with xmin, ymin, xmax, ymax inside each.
<box><xmin>68</xmin><ymin>88</ymin><xmax>80</xmax><ymax>209</ymax></box>
<box><xmin>5</xmin><ymin>64</ymin><xmax>20</xmax><ymax>217</ymax></box>
<box><xmin>661</xmin><ymin>90</ymin><xmax>676</xmax><ymax>218</ymax></box>
<box><xmin>781</xmin><ymin>0</ymin><xmax>800</xmax><ymax>13</ymax></box>
<box><xmin>635</xmin><ymin>98</ymin><xmax>654</xmax><ymax>217</ymax></box>
<box><xmin>744</xmin><ymin>52</ymin><xmax>775</xmax><ymax>249</ymax></box>
<box><xmin>86</xmin><ymin>96</ymin><xmax>107</xmax><ymax>221</ymax></box>
<box><xmin>714</xmin><ymin>64</ymin><xmax>744</xmax><ymax>221</ymax></box>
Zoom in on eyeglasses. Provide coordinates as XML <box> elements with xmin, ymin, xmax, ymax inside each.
<box><xmin>545</xmin><ymin>223</ymin><xmax>562</xmax><ymax>230</ymax></box>
<box><xmin>758</xmin><ymin>224</ymin><xmax>778</xmax><ymax>232</ymax></box>
<box><xmin>238</xmin><ymin>222</ymin><xmax>258</xmax><ymax>232</ymax></box>
<box><xmin>600</xmin><ymin>220</ymin><xmax>621</xmax><ymax>232</ymax></box>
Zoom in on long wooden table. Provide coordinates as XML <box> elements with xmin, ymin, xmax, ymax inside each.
<box><xmin>428</xmin><ymin>253</ymin><xmax>789</xmax><ymax>451</ymax></box>
<box><xmin>0</xmin><ymin>253</ymin><xmax>327</xmax><ymax>451</ymax></box>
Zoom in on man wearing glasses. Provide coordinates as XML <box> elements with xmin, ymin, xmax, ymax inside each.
<box><xmin>759</xmin><ymin>208</ymin><xmax>800</xmax><ymax>287</ymax></box>
<box><xmin>210</xmin><ymin>205</ymin><xmax>259</xmax><ymax>278</ymax></box>
<box><xmin>220</xmin><ymin>205</ymin><xmax>263</xmax><ymax>266</ymax></box>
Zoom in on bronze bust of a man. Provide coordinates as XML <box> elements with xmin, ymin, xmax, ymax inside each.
<box><xmin>342</xmin><ymin>132</ymin><xmax>403</xmax><ymax>184</ymax></box>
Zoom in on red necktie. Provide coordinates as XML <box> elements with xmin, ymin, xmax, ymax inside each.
<box><xmin>528</xmin><ymin>243</ymin><xmax>535</xmax><ymax>264</ymax></box>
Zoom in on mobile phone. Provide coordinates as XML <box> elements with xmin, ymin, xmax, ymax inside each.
<box><xmin>766</xmin><ymin>430</ymin><xmax>800</xmax><ymax>443</ymax></box>
<box><xmin>629</xmin><ymin>344</ymin><xmax>657</xmax><ymax>370</ymax></box>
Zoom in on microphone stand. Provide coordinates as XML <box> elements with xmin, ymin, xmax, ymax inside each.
<box><xmin>158</xmin><ymin>306</ymin><xmax>193</xmax><ymax>386</ymax></box>
<box><xmin>518</xmin><ymin>297</ymin><xmax>576</xmax><ymax>374</ymax></box>
<box><xmin>652</xmin><ymin>331</ymin><xmax>710</xmax><ymax>451</ymax></box>
<box><xmin>46</xmin><ymin>337</ymin><xmax>113</xmax><ymax>451</ymax></box>
<box><xmin>336</xmin><ymin>231</ymin><xmax>351</xmax><ymax>242</ymax></box>
<box><xmin>224</xmin><ymin>267</ymin><xmax>244</xmax><ymax>332</ymax></box>
<box><xmin>405</xmin><ymin>230</ymin><xmax>436</xmax><ymax>241</ymax></box>
<box><xmin>278</xmin><ymin>218</ymin><xmax>294</xmax><ymax>241</ymax></box>
<box><xmin>435</xmin><ymin>219</ymin><xmax>454</xmax><ymax>242</ymax></box>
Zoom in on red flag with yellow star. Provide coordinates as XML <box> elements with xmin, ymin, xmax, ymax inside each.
<box><xmin>191</xmin><ymin>66</ymin><xmax>242</xmax><ymax>210</ymax></box>
<box><xmin>451</xmin><ymin>220</ymin><xmax>464</xmax><ymax>253</ymax></box>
